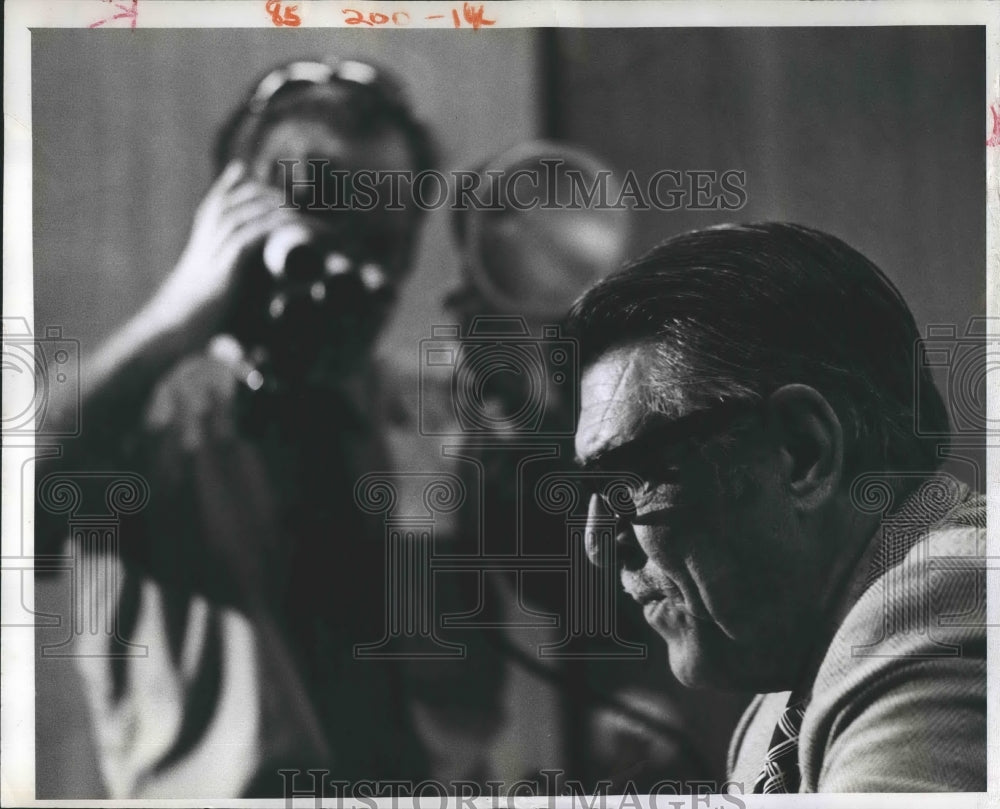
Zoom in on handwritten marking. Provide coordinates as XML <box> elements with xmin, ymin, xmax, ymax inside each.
<box><xmin>266</xmin><ymin>0</ymin><xmax>301</xmax><ymax>26</ymax></box>
<box><xmin>459</xmin><ymin>2</ymin><xmax>495</xmax><ymax>28</ymax></box>
<box><xmin>987</xmin><ymin>104</ymin><xmax>1000</xmax><ymax>147</ymax></box>
<box><xmin>89</xmin><ymin>0</ymin><xmax>138</xmax><ymax>29</ymax></box>
<box><xmin>344</xmin><ymin>8</ymin><xmax>409</xmax><ymax>25</ymax></box>
<box><xmin>342</xmin><ymin>4</ymin><xmax>492</xmax><ymax>28</ymax></box>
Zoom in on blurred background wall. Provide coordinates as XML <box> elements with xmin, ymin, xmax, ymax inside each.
<box><xmin>32</xmin><ymin>25</ymin><xmax>985</xmax><ymax>797</ymax></box>
<box><xmin>545</xmin><ymin>27</ymin><xmax>985</xmax><ymax>329</ymax></box>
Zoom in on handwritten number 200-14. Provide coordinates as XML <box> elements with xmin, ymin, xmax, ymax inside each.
<box><xmin>343</xmin><ymin>9</ymin><xmax>410</xmax><ymax>25</ymax></box>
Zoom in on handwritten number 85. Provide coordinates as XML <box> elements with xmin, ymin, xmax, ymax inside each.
<box><xmin>343</xmin><ymin>9</ymin><xmax>411</xmax><ymax>25</ymax></box>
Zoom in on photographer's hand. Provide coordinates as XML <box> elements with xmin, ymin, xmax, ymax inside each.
<box><xmin>55</xmin><ymin>161</ymin><xmax>296</xmax><ymax>424</ymax></box>
<box><xmin>37</xmin><ymin>163</ymin><xmax>297</xmax><ymax>548</ymax></box>
<box><xmin>146</xmin><ymin>160</ymin><xmax>297</xmax><ymax>347</ymax></box>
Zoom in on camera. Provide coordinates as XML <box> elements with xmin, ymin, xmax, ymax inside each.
<box><xmin>914</xmin><ymin>317</ymin><xmax>998</xmax><ymax>436</ymax></box>
<box><xmin>2</xmin><ymin>318</ymin><xmax>80</xmax><ymax>437</ymax></box>
<box><xmin>419</xmin><ymin>316</ymin><xmax>577</xmax><ymax>436</ymax></box>
<box><xmin>230</xmin><ymin>223</ymin><xmax>392</xmax><ymax>384</ymax></box>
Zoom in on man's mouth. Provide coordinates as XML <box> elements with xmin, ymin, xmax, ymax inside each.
<box><xmin>632</xmin><ymin>590</ymin><xmax>660</xmax><ymax>607</ymax></box>
<box><xmin>642</xmin><ymin>595</ymin><xmax>698</xmax><ymax>633</ymax></box>
<box><xmin>621</xmin><ymin>572</ymin><xmax>700</xmax><ymax>627</ymax></box>
<box><xmin>642</xmin><ymin>597</ymin><xmax>667</xmax><ymax>621</ymax></box>
<box><xmin>622</xmin><ymin>576</ymin><xmax>683</xmax><ymax>609</ymax></box>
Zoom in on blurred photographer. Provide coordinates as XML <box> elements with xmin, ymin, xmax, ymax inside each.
<box><xmin>36</xmin><ymin>58</ymin><xmax>435</xmax><ymax>797</ymax></box>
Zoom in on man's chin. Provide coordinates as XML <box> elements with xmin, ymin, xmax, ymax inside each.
<box><xmin>649</xmin><ymin>613</ymin><xmax>738</xmax><ymax>690</ymax></box>
<box><xmin>665</xmin><ymin>644</ymin><xmax>736</xmax><ymax>690</ymax></box>
<box><xmin>660</xmin><ymin>635</ymin><xmax>706</xmax><ymax>688</ymax></box>
<box><xmin>645</xmin><ymin>606</ymin><xmax>699</xmax><ymax>684</ymax></box>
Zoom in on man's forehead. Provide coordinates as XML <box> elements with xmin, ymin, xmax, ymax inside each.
<box><xmin>575</xmin><ymin>344</ymin><xmax>682</xmax><ymax>463</ymax></box>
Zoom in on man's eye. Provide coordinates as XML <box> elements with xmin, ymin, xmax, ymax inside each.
<box><xmin>655</xmin><ymin>467</ymin><xmax>683</xmax><ymax>485</ymax></box>
<box><xmin>630</xmin><ymin>477</ymin><xmax>682</xmax><ymax>510</ymax></box>
<box><xmin>622</xmin><ymin>480</ymin><xmax>653</xmax><ymax>506</ymax></box>
<box><xmin>631</xmin><ymin>458</ymin><xmax>682</xmax><ymax>486</ymax></box>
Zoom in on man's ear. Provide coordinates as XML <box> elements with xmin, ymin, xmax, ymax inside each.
<box><xmin>765</xmin><ymin>384</ymin><xmax>844</xmax><ymax>509</ymax></box>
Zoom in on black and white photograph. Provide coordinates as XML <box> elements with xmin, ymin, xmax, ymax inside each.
<box><xmin>2</xmin><ymin>2</ymin><xmax>995</xmax><ymax>806</ymax></box>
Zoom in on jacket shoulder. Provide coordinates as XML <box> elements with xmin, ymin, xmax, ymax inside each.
<box><xmin>799</xmin><ymin>490</ymin><xmax>987</xmax><ymax>792</ymax></box>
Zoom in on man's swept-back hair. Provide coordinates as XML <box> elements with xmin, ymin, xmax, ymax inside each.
<box><xmin>566</xmin><ymin>222</ymin><xmax>950</xmax><ymax>478</ymax></box>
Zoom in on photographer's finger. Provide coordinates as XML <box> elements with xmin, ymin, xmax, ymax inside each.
<box><xmin>221</xmin><ymin>209</ymin><xmax>301</xmax><ymax>268</ymax></box>
<box><xmin>195</xmin><ymin>162</ymin><xmax>250</xmax><ymax>222</ymax></box>
<box><xmin>144</xmin><ymin>381</ymin><xmax>177</xmax><ymax>432</ymax></box>
<box><xmin>215</xmin><ymin>160</ymin><xmax>247</xmax><ymax>193</ymax></box>
<box><xmin>206</xmin><ymin>335</ymin><xmax>248</xmax><ymax>438</ymax></box>
<box><xmin>221</xmin><ymin>180</ymin><xmax>285</xmax><ymax>216</ymax></box>
<box><xmin>216</xmin><ymin>195</ymin><xmax>288</xmax><ymax>240</ymax></box>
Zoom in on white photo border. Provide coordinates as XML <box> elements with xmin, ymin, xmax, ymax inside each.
<box><xmin>3</xmin><ymin>2</ymin><xmax>997</xmax><ymax>807</ymax></box>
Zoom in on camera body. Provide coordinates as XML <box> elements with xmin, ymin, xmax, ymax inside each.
<box><xmin>914</xmin><ymin>317</ymin><xmax>995</xmax><ymax>436</ymax></box>
<box><xmin>419</xmin><ymin>316</ymin><xmax>577</xmax><ymax>436</ymax></box>
<box><xmin>230</xmin><ymin>224</ymin><xmax>392</xmax><ymax>384</ymax></box>
<box><xmin>2</xmin><ymin>318</ymin><xmax>81</xmax><ymax>437</ymax></box>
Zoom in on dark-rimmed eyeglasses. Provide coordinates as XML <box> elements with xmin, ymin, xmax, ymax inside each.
<box><xmin>580</xmin><ymin>397</ymin><xmax>764</xmax><ymax>525</ymax></box>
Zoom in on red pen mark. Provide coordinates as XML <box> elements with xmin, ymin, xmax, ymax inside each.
<box><xmin>89</xmin><ymin>0</ymin><xmax>138</xmax><ymax>29</ymax></box>
<box><xmin>343</xmin><ymin>4</ymin><xmax>491</xmax><ymax>28</ymax></box>
<box><xmin>987</xmin><ymin>104</ymin><xmax>1000</xmax><ymax>147</ymax></box>
<box><xmin>266</xmin><ymin>0</ymin><xmax>301</xmax><ymax>26</ymax></box>
<box><xmin>461</xmin><ymin>2</ymin><xmax>495</xmax><ymax>29</ymax></box>
<box><xmin>344</xmin><ymin>8</ymin><xmax>410</xmax><ymax>25</ymax></box>
<box><xmin>451</xmin><ymin>3</ymin><xmax>495</xmax><ymax>29</ymax></box>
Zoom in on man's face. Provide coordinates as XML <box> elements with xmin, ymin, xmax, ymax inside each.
<box><xmin>574</xmin><ymin>345</ymin><xmax>824</xmax><ymax>692</ymax></box>
<box><xmin>251</xmin><ymin>117</ymin><xmax>419</xmax><ymax>283</ymax></box>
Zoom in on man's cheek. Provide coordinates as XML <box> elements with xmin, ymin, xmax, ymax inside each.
<box><xmin>633</xmin><ymin>526</ymin><xmax>676</xmax><ymax>572</ymax></box>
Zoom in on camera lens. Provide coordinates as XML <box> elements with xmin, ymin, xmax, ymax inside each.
<box><xmin>263</xmin><ymin>223</ymin><xmax>314</xmax><ymax>279</ymax></box>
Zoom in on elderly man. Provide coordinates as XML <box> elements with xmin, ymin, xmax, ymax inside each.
<box><xmin>568</xmin><ymin>222</ymin><xmax>986</xmax><ymax>793</ymax></box>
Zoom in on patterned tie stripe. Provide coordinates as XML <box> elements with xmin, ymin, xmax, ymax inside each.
<box><xmin>752</xmin><ymin>698</ymin><xmax>808</xmax><ymax>794</ymax></box>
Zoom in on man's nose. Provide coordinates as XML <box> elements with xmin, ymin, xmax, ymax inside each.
<box><xmin>584</xmin><ymin>494</ymin><xmax>630</xmax><ymax>568</ymax></box>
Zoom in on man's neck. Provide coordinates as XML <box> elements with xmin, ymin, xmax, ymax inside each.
<box><xmin>789</xmin><ymin>502</ymin><xmax>885</xmax><ymax>698</ymax></box>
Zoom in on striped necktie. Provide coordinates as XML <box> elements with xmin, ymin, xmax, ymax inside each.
<box><xmin>752</xmin><ymin>696</ymin><xmax>808</xmax><ymax>794</ymax></box>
